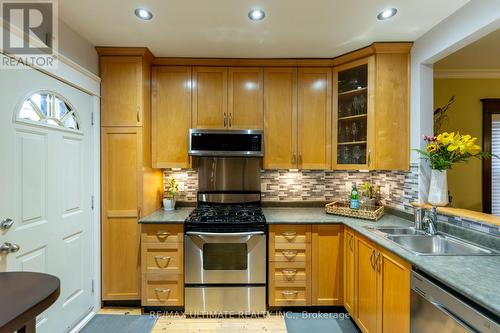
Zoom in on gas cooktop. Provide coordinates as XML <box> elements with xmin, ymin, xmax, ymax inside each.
<box><xmin>185</xmin><ymin>204</ymin><xmax>266</xmax><ymax>224</ymax></box>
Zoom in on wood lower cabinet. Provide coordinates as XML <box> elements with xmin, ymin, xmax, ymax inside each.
<box><xmin>152</xmin><ymin>66</ymin><xmax>192</xmax><ymax>168</ymax></box>
<box><xmin>343</xmin><ymin>228</ymin><xmax>356</xmax><ymax>316</ymax></box>
<box><xmin>268</xmin><ymin>224</ymin><xmax>343</xmax><ymax>307</ymax></box>
<box><xmin>355</xmin><ymin>234</ymin><xmax>379</xmax><ymax>333</ymax></box>
<box><xmin>101</xmin><ymin>127</ymin><xmax>141</xmax><ymax>300</ymax></box>
<box><xmin>141</xmin><ymin>224</ymin><xmax>184</xmax><ymax>306</ymax></box>
<box><xmin>346</xmin><ymin>229</ymin><xmax>410</xmax><ymax>333</ymax></box>
<box><xmin>311</xmin><ymin>225</ymin><xmax>343</xmax><ymax>305</ymax></box>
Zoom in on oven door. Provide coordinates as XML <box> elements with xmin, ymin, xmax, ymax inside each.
<box><xmin>185</xmin><ymin>231</ymin><xmax>266</xmax><ymax>284</ymax></box>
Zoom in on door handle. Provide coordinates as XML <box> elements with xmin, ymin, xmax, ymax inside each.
<box><xmin>229</xmin><ymin>113</ymin><xmax>232</xmax><ymax>127</ymax></box>
<box><xmin>376</xmin><ymin>251</ymin><xmax>381</xmax><ymax>273</ymax></box>
<box><xmin>298</xmin><ymin>153</ymin><xmax>302</xmax><ymax>165</ymax></box>
<box><xmin>369</xmin><ymin>250</ymin><xmax>375</xmax><ymax>270</ymax></box>
<box><xmin>136</xmin><ymin>106</ymin><xmax>140</xmax><ymax>123</ymax></box>
<box><xmin>348</xmin><ymin>235</ymin><xmax>353</xmax><ymax>251</ymax></box>
<box><xmin>0</xmin><ymin>242</ymin><xmax>20</xmax><ymax>254</ymax></box>
<box><xmin>291</xmin><ymin>153</ymin><xmax>296</xmax><ymax>164</ymax></box>
<box><xmin>224</xmin><ymin>113</ymin><xmax>227</xmax><ymax>127</ymax></box>
<box><xmin>0</xmin><ymin>218</ymin><xmax>14</xmax><ymax>230</ymax></box>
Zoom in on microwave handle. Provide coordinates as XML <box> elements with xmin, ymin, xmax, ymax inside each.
<box><xmin>186</xmin><ymin>231</ymin><xmax>264</xmax><ymax>237</ymax></box>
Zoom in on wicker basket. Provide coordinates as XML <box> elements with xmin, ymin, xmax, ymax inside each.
<box><xmin>325</xmin><ymin>201</ymin><xmax>385</xmax><ymax>221</ymax></box>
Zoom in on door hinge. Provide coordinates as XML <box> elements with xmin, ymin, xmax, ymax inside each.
<box><xmin>91</xmin><ymin>279</ymin><xmax>95</xmax><ymax>294</ymax></box>
<box><xmin>91</xmin><ymin>195</ymin><xmax>94</xmax><ymax>210</ymax></box>
<box><xmin>91</xmin><ymin>112</ymin><xmax>94</xmax><ymax>126</ymax></box>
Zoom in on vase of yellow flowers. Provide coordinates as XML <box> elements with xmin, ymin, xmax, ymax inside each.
<box><xmin>416</xmin><ymin>132</ymin><xmax>491</xmax><ymax>206</ymax></box>
<box><xmin>163</xmin><ymin>178</ymin><xmax>179</xmax><ymax>211</ymax></box>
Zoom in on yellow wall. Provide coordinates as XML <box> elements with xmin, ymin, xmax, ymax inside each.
<box><xmin>434</xmin><ymin>78</ymin><xmax>500</xmax><ymax>212</ymax></box>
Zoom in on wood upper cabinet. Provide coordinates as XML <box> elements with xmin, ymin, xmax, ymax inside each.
<box><xmin>100</xmin><ymin>56</ymin><xmax>143</xmax><ymax>126</ymax></box>
<box><xmin>101</xmin><ymin>127</ymin><xmax>142</xmax><ymax>300</ymax></box>
<box><xmin>152</xmin><ymin>66</ymin><xmax>192</xmax><ymax>168</ymax></box>
<box><xmin>311</xmin><ymin>225</ymin><xmax>343</xmax><ymax>306</ymax></box>
<box><xmin>298</xmin><ymin>68</ymin><xmax>332</xmax><ymax>169</ymax></box>
<box><xmin>228</xmin><ymin>67</ymin><xmax>264</xmax><ymax>129</ymax></box>
<box><xmin>192</xmin><ymin>67</ymin><xmax>228</xmax><ymax>128</ymax></box>
<box><xmin>333</xmin><ymin>44</ymin><xmax>411</xmax><ymax>171</ymax></box>
<box><xmin>376</xmin><ymin>247</ymin><xmax>410</xmax><ymax>333</ymax></box>
<box><xmin>355</xmin><ymin>233</ymin><xmax>379</xmax><ymax>333</ymax></box>
<box><xmin>333</xmin><ymin>57</ymin><xmax>375</xmax><ymax>170</ymax></box>
<box><xmin>263</xmin><ymin>68</ymin><xmax>298</xmax><ymax>169</ymax></box>
<box><xmin>344</xmin><ymin>228</ymin><xmax>356</xmax><ymax>316</ymax></box>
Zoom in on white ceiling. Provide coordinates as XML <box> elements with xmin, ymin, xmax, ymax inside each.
<box><xmin>435</xmin><ymin>28</ymin><xmax>500</xmax><ymax>69</ymax></box>
<box><xmin>59</xmin><ymin>0</ymin><xmax>470</xmax><ymax>58</ymax></box>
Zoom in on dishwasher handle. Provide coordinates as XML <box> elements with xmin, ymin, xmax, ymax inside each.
<box><xmin>186</xmin><ymin>231</ymin><xmax>265</xmax><ymax>237</ymax></box>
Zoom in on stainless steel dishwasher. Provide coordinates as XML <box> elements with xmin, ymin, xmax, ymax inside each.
<box><xmin>411</xmin><ymin>271</ymin><xmax>500</xmax><ymax>333</ymax></box>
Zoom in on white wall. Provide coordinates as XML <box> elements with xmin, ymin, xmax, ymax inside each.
<box><xmin>59</xmin><ymin>19</ymin><xmax>98</xmax><ymax>75</ymax></box>
<box><xmin>410</xmin><ymin>0</ymin><xmax>500</xmax><ymax>202</ymax></box>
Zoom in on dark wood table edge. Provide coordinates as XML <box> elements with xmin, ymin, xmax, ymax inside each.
<box><xmin>0</xmin><ymin>284</ymin><xmax>60</xmax><ymax>333</ymax></box>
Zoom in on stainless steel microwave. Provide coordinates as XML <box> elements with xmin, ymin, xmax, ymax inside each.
<box><xmin>188</xmin><ymin>129</ymin><xmax>264</xmax><ymax>157</ymax></box>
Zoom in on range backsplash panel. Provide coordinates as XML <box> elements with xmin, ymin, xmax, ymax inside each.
<box><xmin>164</xmin><ymin>164</ymin><xmax>420</xmax><ymax>214</ymax></box>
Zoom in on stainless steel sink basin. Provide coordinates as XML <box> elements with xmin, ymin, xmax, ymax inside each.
<box><xmin>369</xmin><ymin>227</ymin><xmax>426</xmax><ymax>236</ymax></box>
<box><xmin>386</xmin><ymin>234</ymin><xmax>499</xmax><ymax>256</ymax></box>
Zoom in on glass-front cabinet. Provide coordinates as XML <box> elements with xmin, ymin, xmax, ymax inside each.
<box><xmin>333</xmin><ymin>57</ymin><xmax>374</xmax><ymax>169</ymax></box>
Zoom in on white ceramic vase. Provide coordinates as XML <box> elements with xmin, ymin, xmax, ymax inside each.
<box><xmin>163</xmin><ymin>198</ymin><xmax>176</xmax><ymax>211</ymax></box>
<box><xmin>428</xmin><ymin>169</ymin><xmax>449</xmax><ymax>206</ymax></box>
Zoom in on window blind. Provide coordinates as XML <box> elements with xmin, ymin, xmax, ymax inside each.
<box><xmin>492</xmin><ymin>118</ymin><xmax>500</xmax><ymax>216</ymax></box>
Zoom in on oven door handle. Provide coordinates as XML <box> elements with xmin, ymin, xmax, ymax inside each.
<box><xmin>186</xmin><ymin>231</ymin><xmax>265</xmax><ymax>237</ymax></box>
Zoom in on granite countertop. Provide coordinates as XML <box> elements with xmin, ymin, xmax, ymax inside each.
<box><xmin>139</xmin><ymin>206</ymin><xmax>500</xmax><ymax>315</ymax></box>
<box><xmin>139</xmin><ymin>207</ymin><xmax>193</xmax><ymax>223</ymax></box>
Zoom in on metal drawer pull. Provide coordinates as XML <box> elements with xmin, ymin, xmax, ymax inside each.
<box><xmin>155</xmin><ymin>288</ymin><xmax>171</xmax><ymax>293</ymax></box>
<box><xmin>281</xmin><ymin>290</ymin><xmax>299</xmax><ymax>296</ymax></box>
<box><xmin>282</xmin><ymin>250</ymin><xmax>298</xmax><ymax>259</ymax></box>
<box><xmin>376</xmin><ymin>252</ymin><xmax>381</xmax><ymax>273</ymax></box>
<box><xmin>369</xmin><ymin>250</ymin><xmax>375</xmax><ymax>270</ymax></box>
<box><xmin>282</xmin><ymin>269</ymin><xmax>297</xmax><ymax>280</ymax></box>
<box><xmin>156</xmin><ymin>231</ymin><xmax>170</xmax><ymax>236</ymax></box>
<box><xmin>186</xmin><ymin>231</ymin><xmax>264</xmax><ymax>237</ymax></box>
<box><xmin>282</xmin><ymin>231</ymin><xmax>297</xmax><ymax>240</ymax></box>
<box><xmin>155</xmin><ymin>255</ymin><xmax>171</xmax><ymax>261</ymax></box>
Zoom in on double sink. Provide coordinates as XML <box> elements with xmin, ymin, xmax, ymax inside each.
<box><xmin>366</xmin><ymin>226</ymin><xmax>499</xmax><ymax>256</ymax></box>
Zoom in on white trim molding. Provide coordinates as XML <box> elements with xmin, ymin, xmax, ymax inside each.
<box><xmin>434</xmin><ymin>68</ymin><xmax>500</xmax><ymax>79</ymax></box>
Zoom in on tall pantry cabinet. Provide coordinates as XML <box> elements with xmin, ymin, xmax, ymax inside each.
<box><xmin>97</xmin><ymin>48</ymin><xmax>163</xmax><ymax>301</ymax></box>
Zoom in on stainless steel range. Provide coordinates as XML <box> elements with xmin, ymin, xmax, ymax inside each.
<box><xmin>184</xmin><ymin>129</ymin><xmax>266</xmax><ymax>316</ymax></box>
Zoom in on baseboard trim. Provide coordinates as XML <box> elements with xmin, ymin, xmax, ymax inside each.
<box><xmin>69</xmin><ymin>310</ymin><xmax>96</xmax><ymax>333</ymax></box>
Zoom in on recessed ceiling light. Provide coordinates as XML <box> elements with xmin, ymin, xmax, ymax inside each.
<box><xmin>248</xmin><ymin>8</ymin><xmax>266</xmax><ymax>22</ymax></box>
<box><xmin>377</xmin><ymin>8</ymin><xmax>397</xmax><ymax>20</ymax></box>
<box><xmin>134</xmin><ymin>8</ymin><xmax>153</xmax><ymax>21</ymax></box>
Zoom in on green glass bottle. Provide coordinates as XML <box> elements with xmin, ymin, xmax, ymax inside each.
<box><xmin>350</xmin><ymin>183</ymin><xmax>359</xmax><ymax>210</ymax></box>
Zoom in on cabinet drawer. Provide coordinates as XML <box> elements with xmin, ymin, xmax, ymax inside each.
<box><xmin>271</xmin><ymin>287</ymin><xmax>309</xmax><ymax>306</ymax></box>
<box><xmin>271</xmin><ymin>225</ymin><xmax>311</xmax><ymax>244</ymax></box>
<box><xmin>141</xmin><ymin>224</ymin><xmax>183</xmax><ymax>244</ymax></box>
<box><xmin>143</xmin><ymin>246</ymin><xmax>181</xmax><ymax>273</ymax></box>
<box><xmin>271</xmin><ymin>247</ymin><xmax>309</xmax><ymax>263</ymax></box>
<box><xmin>142</xmin><ymin>273</ymin><xmax>183</xmax><ymax>306</ymax></box>
<box><xmin>273</xmin><ymin>267</ymin><xmax>307</xmax><ymax>283</ymax></box>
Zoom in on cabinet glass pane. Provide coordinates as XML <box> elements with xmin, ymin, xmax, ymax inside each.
<box><xmin>337</xmin><ymin>64</ymin><xmax>368</xmax><ymax>165</ymax></box>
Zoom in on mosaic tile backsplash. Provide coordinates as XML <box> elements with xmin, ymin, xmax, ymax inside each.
<box><xmin>164</xmin><ymin>163</ymin><xmax>420</xmax><ymax>214</ymax></box>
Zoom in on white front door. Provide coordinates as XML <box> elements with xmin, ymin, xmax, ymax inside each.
<box><xmin>0</xmin><ymin>62</ymin><xmax>95</xmax><ymax>332</ymax></box>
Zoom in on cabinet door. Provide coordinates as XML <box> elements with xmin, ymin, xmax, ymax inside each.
<box><xmin>377</xmin><ymin>248</ymin><xmax>410</xmax><ymax>333</ymax></box>
<box><xmin>344</xmin><ymin>228</ymin><xmax>356</xmax><ymax>316</ymax></box>
<box><xmin>152</xmin><ymin>66</ymin><xmax>192</xmax><ymax>168</ymax></box>
<box><xmin>355</xmin><ymin>235</ymin><xmax>378</xmax><ymax>333</ymax></box>
<box><xmin>298</xmin><ymin>68</ymin><xmax>332</xmax><ymax>169</ymax></box>
<box><xmin>228</xmin><ymin>67</ymin><xmax>263</xmax><ymax>129</ymax></box>
<box><xmin>192</xmin><ymin>67</ymin><xmax>228</xmax><ymax>128</ymax></box>
<box><xmin>333</xmin><ymin>57</ymin><xmax>375</xmax><ymax>170</ymax></box>
<box><xmin>263</xmin><ymin>68</ymin><xmax>298</xmax><ymax>169</ymax></box>
<box><xmin>100</xmin><ymin>56</ymin><xmax>142</xmax><ymax>126</ymax></box>
<box><xmin>311</xmin><ymin>225</ymin><xmax>343</xmax><ymax>306</ymax></box>
<box><xmin>101</xmin><ymin>127</ymin><xmax>141</xmax><ymax>300</ymax></box>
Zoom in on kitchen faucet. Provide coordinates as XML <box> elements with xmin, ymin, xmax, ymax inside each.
<box><xmin>422</xmin><ymin>206</ymin><xmax>438</xmax><ymax>235</ymax></box>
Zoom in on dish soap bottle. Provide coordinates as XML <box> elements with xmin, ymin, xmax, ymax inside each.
<box><xmin>350</xmin><ymin>183</ymin><xmax>359</xmax><ymax>210</ymax></box>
